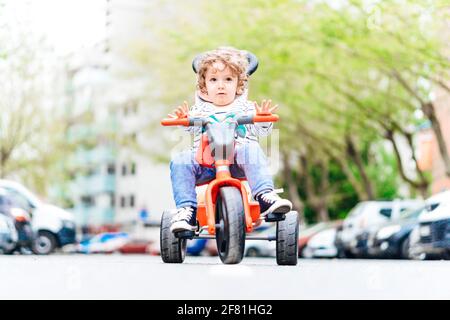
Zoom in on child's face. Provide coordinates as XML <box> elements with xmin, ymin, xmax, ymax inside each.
<box><xmin>204</xmin><ymin>61</ymin><xmax>239</xmax><ymax>106</ymax></box>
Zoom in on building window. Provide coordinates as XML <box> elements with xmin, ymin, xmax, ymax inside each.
<box><xmin>129</xmin><ymin>195</ymin><xmax>135</xmax><ymax>208</ymax></box>
<box><xmin>122</xmin><ymin>164</ymin><xmax>127</xmax><ymax>176</ymax></box>
<box><xmin>107</xmin><ymin>163</ymin><xmax>115</xmax><ymax>175</ymax></box>
<box><xmin>81</xmin><ymin>196</ymin><xmax>95</xmax><ymax>206</ymax></box>
<box><xmin>86</xmin><ymin>167</ymin><xmax>96</xmax><ymax>176</ymax></box>
<box><xmin>131</xmin><ymin>162</ymin><xmax>136</xmax><ymax>175</ymax></box>
<box><xmin>120</xmin><ymin>196</ymin><xmax>126</xmax><ymax>208</ymax></box>
<box><xmin>110</xmin><ymin>193</ymin><xmax>115</xmax><ymax>207</ymax></box>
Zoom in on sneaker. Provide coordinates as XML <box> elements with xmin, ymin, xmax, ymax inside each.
<box><xmin>170</xmin><ymin>207</ymin><xmax>197</xmax><ymax>233</ymax></box>
<box><xmin>256</xmin><ymin>190</ymin><xmax>292</xmax><ymax>217</ymax></box>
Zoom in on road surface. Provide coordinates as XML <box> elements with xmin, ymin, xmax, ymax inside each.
<box><xmin>0</xmin><ymin>255</ymin><xmax>449</xmax><ymax>299</ymax></box>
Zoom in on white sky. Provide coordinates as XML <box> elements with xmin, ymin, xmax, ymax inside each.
<box><xmin>2</xmin><ymin>0</ymin><xmax>107</xmax><ymax>55</ymax></box>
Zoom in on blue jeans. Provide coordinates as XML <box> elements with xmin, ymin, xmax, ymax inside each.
<box><xmin>170</xmin><ymin>142</ymin><xmax>274</xmax><ymax>208</ymax></box>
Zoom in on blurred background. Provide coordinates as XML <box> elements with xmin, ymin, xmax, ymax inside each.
<box><xmin>0</xmin><ymin>0</ymin><xmax>449</xmax><ymax>260</ymax></box>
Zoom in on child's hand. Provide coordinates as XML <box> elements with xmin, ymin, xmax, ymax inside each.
<box><xmin>168</xmin><ymin>101</ymin><xmax>189</xmax><ymax>119</ymax></box>
<box><xmin>254</xmin><ymin>99</ymin><xmax>278</xmax><ymax>115</ymax></box>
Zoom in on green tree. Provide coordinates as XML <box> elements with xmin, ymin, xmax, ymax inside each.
<box><xmin>126</xmin><ymin>0</ymin><xmax>449</xmax><ymax>221</ymax></box>
<box><xmin>0</xmin><ymin>11</ymin><xmax>69</xmax><ymax>195</ymax></box>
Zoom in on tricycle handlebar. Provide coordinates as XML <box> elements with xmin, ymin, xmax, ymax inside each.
<box><xmin>160</xmin><ymin>118</ymin><xmax>190</xmax><ymax>126</ymax></box>
<box><xmin>161</xmin><ymin>114</ymin><xmax>279</xmax><ymax>127</ymax></box>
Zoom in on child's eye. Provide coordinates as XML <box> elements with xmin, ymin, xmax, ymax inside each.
<box><xmin>210</xmin><ymin>78</ymin><xmax>216</xmax><ymax>82</ymax></box>
<box><xmin>226</xmin><ymin>78</ymin><xmax>233</xmax><ymax>81</ymax></box>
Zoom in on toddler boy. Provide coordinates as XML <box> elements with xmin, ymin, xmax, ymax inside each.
<box><xmin>168</xmin><ymin>47</ymin><xmax>292</xmax><ymax>233</ymax></box>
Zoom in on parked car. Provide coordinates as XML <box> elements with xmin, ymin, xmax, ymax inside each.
<box><xmin>147</xmin><ymin>234</ymin><xmax>217</xmax><ymax>256</ymax></box>
<box><xmin>0</xmin><ymin>188</ymin><xmax>35</xmax><ymax>254</ymax></box>
<box><xmin>0</xmin><ymin>214</ymin><xmax>18</xmax><ymax>254</ymax></box>
<box><xmin>413</xmin><ymin>190</ymin><xmax>450</xmax><ymax>260</ymax></box>
<box><xmin>155</xmin><ymin>223</ymin><xmax>276</xmax><ymax>258</ymax></box>
<box><xmin>244</xmin><ymin>224</ymin><xmax>277</xmax><ymax>258</ymax></box>
<box><xmin>0</xmin><ymin>180</ymin><xmax>77</xmax><ymax>254</ymax></box>
<box><xmin>187</xmin><ymin>238</ymin><xmax>208</xmax><ymax>256</ymax></box>
<box><xmin>204</xmin><ymin>238</ymin><xmax>219</xmax><ymax>256</ymax></box>
<box><xmin>366</xmin><ymin>204</ymin><xmax>429</xmax><ymax>259</ymax></box>
<box><xmin>302</xmin><ymin>227</ymin><xmax>339</xmax><ymax>258</ymax></box>
<box><xmin>339</xmin><ymin>199</ymin><xmax>422</xmax><ymax>258</ymax></box>
<box><xmin>118</xmin><ymin>239</ymin><xmax>153</xmax><ymax>254</ymax></box>
<box><xmin>77</xmin><ymin>232</ymin><xmax>130</xmax><ymax>254</ymax></box>
<box><xmin>178</xmin><ymin>223</ymin><xmax>277</xmax><ymax>258</ymax></box>
<box><xmin>299</xmin><ymin>221</ymin><xmax>340</xmax><ymax>257</ymax></box>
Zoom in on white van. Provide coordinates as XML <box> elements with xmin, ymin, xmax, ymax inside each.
<box><xmin>339</xmin><ymin>199</ymin><xmax>422</xmax><ymax>257</ymax></box>
<box><xmin>418</xmin><ymin>190</ymin><xmax>450</xmax><ymax>224</ymax></box>
<box><xmin>0</xmin><ymin>180</ymin><xmax>77</xmax><ymax>254</ymax></box>
<box><xmin>413</xmin><ymin>190</ymin><xmax>450</xmax><ymax>259</ymax></box>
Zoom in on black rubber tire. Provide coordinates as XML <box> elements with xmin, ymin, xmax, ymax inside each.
<box><xmin>160</xmin><ymin>210</ymin><xmax>187</xmax><ymax>263</ymax></box>
<box><xmin>400</xmin><ymin>236</ymin><xmax>411</xmax><ymax>259</ymax></box>
<box><xmin>2</xmin><ymin>237</ymin><xmax>18</xmax><ymax>254</ymax></box>
<box><xmin>337</xmin><ymin>248</ymin><xmax>351</xmax><ymax>259</ymax></box>
<box><xmin>441</xmin><ymin>250</ymin><xmax>450</xmax><ymax>260</ymax></box>
<box><xmin>2</xmin><ymin>244</ymin><xmax>17</xmax><ymax>255</ymax></box>
<box><xmin>215</xmin><ymin>187</ymin><xmax>246</xmax><ymax>264</ymax></box>
<box><xmin>32</xmin><ymin>231</ymin><xmax>57</xmax><ymax>255</ymax></box>
<box><xmin>276</xmin><ymin>211</ymin><xmax>299</xmax><ymax>266</ymax></box>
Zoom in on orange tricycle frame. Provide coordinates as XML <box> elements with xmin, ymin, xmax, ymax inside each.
<box><xmin>195</xmin><ymin>159</ymin><xmax>261</xmax><ymax>235</ymax></box>
<box><xmin>161</xmin><ymin>113</ymin><xmax>279</xmax><ymax>236</ymax></box>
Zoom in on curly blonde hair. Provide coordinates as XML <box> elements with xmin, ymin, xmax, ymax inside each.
<box><xmin>197</xmin><ymin>47</ymin><xmax>249</xmax><ymax>96</ymax></box>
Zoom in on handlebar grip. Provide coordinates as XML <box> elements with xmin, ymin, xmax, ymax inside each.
<box><xmin>161</xmin><ymin>118</ymin><xmax>190</xmax><ymax>126</ymax></box>
<box><xmin>236</xmin><ymin>115</ymin><xmax>254</xmax><ymax>125</ymax></box>
<box><xmin>254</xmin><ymin>114</ymin><xmax>279</xmax><ymax>122</ymax></box>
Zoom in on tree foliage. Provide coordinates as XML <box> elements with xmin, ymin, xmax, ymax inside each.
<box><xmin>0</xmin><ymin>8</ymin><xmax>70</xmax><ymax>196</ymax></box>
<box><xmin>128</xmin><ymin>0</ymin><xmax>450</xmax><ymax>222</ymax></box>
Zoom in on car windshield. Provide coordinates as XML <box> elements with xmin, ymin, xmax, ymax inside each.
<box><xmin>0</xmin><ymin>195</ymin><xmax>10</xmax><ymax>207</ymax></box>
<box><xmin>399</xmin><ymin>205</ymin><xmax>426</xmax><ymax>220</ymax></box>
<box><xmin>348</xmin><ymin>202</ymin><xmax>367</xmax><ymax>217</ymax></box>
<box><xmin>1</xmin><ymin>188</ymin><xmax>34</xmax><ymax>212</ymax></box>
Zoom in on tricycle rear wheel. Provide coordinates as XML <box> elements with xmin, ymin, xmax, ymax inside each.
<box><xmin>160</xmin><ymin>210</ymin><xmax>187</xmax><ymax>263</ymax></box>
<box><xmin>276</xmin><ymin>211</ymin><xmax>300</xmax><ymax>266</ymax></box>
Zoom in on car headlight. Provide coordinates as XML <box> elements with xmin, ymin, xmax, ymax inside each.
<box><xmin>62</xmin><ymin>220</ymin><xmax>76</xmax><ymax>229</ymax></box>
<box><xmin>376</xmin><ymin>225</ymin><xmax>401</xmax><ymax>240</ymax></box>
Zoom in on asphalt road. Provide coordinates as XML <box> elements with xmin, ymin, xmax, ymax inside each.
<box><xmin>0</xmin><ymin>255</ymin><xmax>449</xmax><ymax>300</ymax></box>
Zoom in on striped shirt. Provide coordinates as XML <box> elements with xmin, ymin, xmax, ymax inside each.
<box><xmin>185</xmin><ymin>91</ymin><xmax>273</xmax><ymax>150</ymax></box>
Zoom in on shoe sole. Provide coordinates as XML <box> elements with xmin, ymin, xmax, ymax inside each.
<box><xmin>260</xmin><ymin>200</ymin><xmax>292</xmax><ymax>217</ymax></box>
<box><xmin>170</xmin><ymin>221</ymin><xmax>197</xmax><ymax>233</ymax></box>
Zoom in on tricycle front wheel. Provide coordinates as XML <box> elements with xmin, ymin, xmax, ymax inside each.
<box><xmin>215</xmin><ymin>187</ymin><xmax>246</xmax><ymax>264</ymax></box>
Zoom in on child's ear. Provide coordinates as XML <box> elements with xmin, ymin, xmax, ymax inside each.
<box><xmin>198</xmin><ymin>89</ymin><xmax>210</xmax><ymax>101</ymax></box>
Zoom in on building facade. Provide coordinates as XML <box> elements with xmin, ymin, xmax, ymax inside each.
<box><xmin>59</xmin><ymin>0</ymin><xmax>175</xmax><ymax>232</ymax></box>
